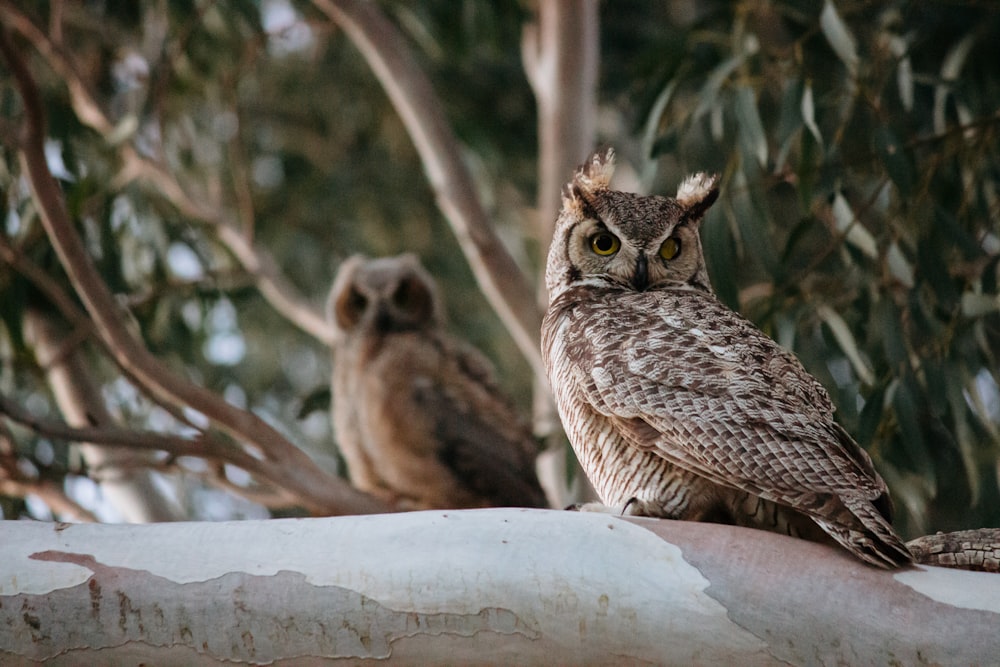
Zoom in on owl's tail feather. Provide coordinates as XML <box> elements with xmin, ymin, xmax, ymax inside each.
<box><xmin>814</xmin><ymin>501</ymin><xmax>913</xmax><ymax>569</ymax></box>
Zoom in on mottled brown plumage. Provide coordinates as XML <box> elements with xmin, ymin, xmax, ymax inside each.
<box><xmin>541</xmin><ymin>149</ymin><xmax>912</xmax><ymax>568</ymax></box>
<box><xmin>329</xmin><ymin>254</ymin><xmax>547</xmax><ymax>510</ymax></box>
<box><xmin>906</xmin><ymin>528</ymin><xmax>1000</xmax><ymax>572</ymax></box>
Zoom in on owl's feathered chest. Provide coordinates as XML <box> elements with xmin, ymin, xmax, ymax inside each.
<box><xmin>543</xmin><ymin>284</ymin><xmax>727</xmax><ymax>368</ymax></box>
<box><xmin>542</xmin><ymin>284</ymin><xmax>835</xmax><ymax>428</ymax></box>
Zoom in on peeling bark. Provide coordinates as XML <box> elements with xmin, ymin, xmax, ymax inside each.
<box><xmin>1</xmin><ymin>510</ymin><xmax>997</xmax><ymax>665</ymax></box>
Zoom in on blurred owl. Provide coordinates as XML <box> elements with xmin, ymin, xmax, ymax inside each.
<box><xmin>541</xmin><ymin>149</ymin><xmax>912</xmax><ymax>568</ymax></box>
<box><xmin>328</xmin><ymin>253</ymin><xmax>548</xmax><ymax>510</ymax></box>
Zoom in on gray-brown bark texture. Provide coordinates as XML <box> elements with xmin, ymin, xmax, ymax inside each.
<box><xmin>1</xmin><ymin>510</ymin><xmax>998</xmax><ymax>665</ymax></box>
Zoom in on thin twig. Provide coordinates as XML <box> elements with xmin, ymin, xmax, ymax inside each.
<box><xmin>2</xmin><ymin>392</ymin><xmax>241</xmax><ymax>464</ymax></box>
<box><xmin>906</xmin><ymin>111</ymin><xmax>1000</xmax><ymax>149</ymax></box>
<box><xmin>0</xmin><ymin>420</ymin><xmax>99</xmax><ymax>522</ymax></box>
<box><xmin>0</xmin><ymin>479</ymin><xmax>99</xmax><ymax>522</ymax></box>
<box><xmin>0</xmin><ymin>235</ymin><xmax>93</xmax><ymax>330</ymax></box>
<box><xmin>24</xmin><ymin>307</ymin><xmax>184</xmax><ymax>522</ymax></box>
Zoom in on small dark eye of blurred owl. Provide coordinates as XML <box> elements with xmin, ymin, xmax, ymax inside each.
<box><xmin>328</xmin><ymin>253</ymin><xmax>548</xmax><ymax>511</ymax></box>
<box><xmin>334</xmin><ymin>287</ymin><xmax>368</xmax><ymax>330</ymax></box>
<box><xmin>541</xmin><ymin>148</ymin><xmax>911</xmax><ymax>568</ymax></box>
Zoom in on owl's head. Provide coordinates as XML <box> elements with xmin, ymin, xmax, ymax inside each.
<box><xmin>545</xmin><ymin>148</ymin><xmax>719</xmax><ymax>300</ymax></box>
<box><xmin>328</xmin><ymin>253</ymin><xmax>443</xmax><ymax>340</ymax></box>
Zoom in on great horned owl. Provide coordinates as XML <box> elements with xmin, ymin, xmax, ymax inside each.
<box><xmin>541</xmin><ymin>149</ymin><xmax>912</xmax><ymax>568</ymax></box>
<box><xmin>328</xmin><ymin>253</ymin><xmax>548</xmax><ymax>510</ymax></box>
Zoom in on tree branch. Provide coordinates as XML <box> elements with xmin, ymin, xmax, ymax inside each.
<box><xmin>312</xmin><ymin>0</ymin><xmax>546</xmax><ymax>379</ymax></box>
<box><xmin>0</xmin><ymin>393</ymin><xmax>264</xmax><ymax>476</ymax></box>
<box><xmin>525</xmin><ymin>0</ymin><xmax>600</xmax><ymax>268</ymax></box>
<box><xmin>23</xmin><ymin>308</ymin><xmax>184</xmax><ymax>522</ymax></box>
<box><xmin>0</xmin><ymin>479</ymin><xmax>98</xmax><ymax>522</ymax></box>
<box><xmin>0</xmin><ymin>235</ymin><xmax>92</xmax><ymax>332</ymax></box>
<box><xmin>0</xmin><ymin>390</ymin><xmax>327</xmax><ymax>511</ymax></box>
<box><xmin>523</xmin><ymin>0</ymin><xmax>600</xmax><ymax>508</ymax></box>
<box><xmin>0</xmin><ymin>2</ymin><xmax>114</xmax><ymax>136</ymax></box>
<box><xmin>0</xmin><ymin>421</ymin><xmax>99</xmax><ymax>522</ymax></box>
<box><xmin>2</xmin><ymin>511</ymin><xmax>998</xmax><ymax>663</ymax></box>
<box><xmin>0</xmin><ymin>28</ymin><xmax>387</xmax><ymax>516</ymax></box>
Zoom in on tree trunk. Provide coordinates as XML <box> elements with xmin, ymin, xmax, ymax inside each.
<box><xmin>2</xmin><ymin>509</ymin><xmax>997</xmax><ymax>665</ymax></box>
<box><xmin>524</xmin><ymin>0</ymin><xmax>600</xmax><ymax>508</ymax></box>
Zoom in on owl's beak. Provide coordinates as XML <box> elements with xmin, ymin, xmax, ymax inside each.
<box><xmin>632</xmin><ymin>255</ymin><xmax>649</xmax><ymax>291</ymax></box>
<box><xmin>374</xmin><ymin>304</ymin><xmax>394</xmax><ymax>331</ymax></box>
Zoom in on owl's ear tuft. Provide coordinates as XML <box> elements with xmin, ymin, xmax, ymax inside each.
<box><xmin>328</xmin><ymin>255</ymin><xmax>366</xmax><ymax>332</ymax></box>
<box><xmin>676</xmin><ymin>172</ymin><xmax>720</xmax><ymax>221</ymax></box>
<box><xmin>573</xmin><ymin>148</ymin><xmax>616</xmax><ymax>195</ymax></box>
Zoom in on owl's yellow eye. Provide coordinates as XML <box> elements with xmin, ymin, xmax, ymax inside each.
<box><xmin>659</xmin><ymin>237</ymin><xmax>681</xmax><ymax>260</ymax></box>
<box><xmin>590</xmin><ymin>232</ymin><xmax>621</xmax><ymax>256</ymax></box>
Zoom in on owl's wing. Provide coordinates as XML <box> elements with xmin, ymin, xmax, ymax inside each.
<box><xmin>562</xmin><ymin>290</ymin><xmax>911</xmax><ymax>567</ymax></box>
<box><xmin>566</xmin><ymin>290</ymin><xmax>890</xmax><ymax>514</ymax></box>
<box><xmin>412</xmin><ymin>339</ymin><xmax>548</xmax><ymax>509</ymax></box>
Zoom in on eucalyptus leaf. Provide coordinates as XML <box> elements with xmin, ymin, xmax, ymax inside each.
<box><xmin>892</xmin><ymin>376</ymin><xmax>935</xmax><ymax>487</ymax></box>
<box><xmin>801</xmin><ymin>81</ymin><xmax>823</xmax><ymax>146</ymax></box>
<box><xmin>817</xmin><ymin>304</ymin><xmax>875</xmax><ymax>386</ymax></box>
<box><xmin>917</xmin><ymin>233</ymin><xmax>960</xmax><ymax>309</ymax></box>
<box><xmin>876</xmin><ymin>298</ymin><xmax>908</xmax><ymax>370</ymax></box>
<box><xmin>776</xmin><ymin>78</ymin><xmax>804</xmax><ymax>148</ymax></box>
<box><xmin>702</xmin><ymin>211</ymin><xmax>740</xmax><ymax>310</ymax></box>
<box><xmin>961</xmin><ymin>293</ymin><xmax>1000</xmax><ymax>317</ymax></box>
<box><xmin>642</xmin><ymin>78</ymin><xmax>679</xmax><ymax>159</ymax></box>
<box><xmin>831</xmin><ymin>192</ymin><xmax>878</xmax><ymax>259</ymax></box>
<box><xmin>820</xmin><ymin>0</ymin><xmax>859</xmax><ymax>78</ymax></box>
<box><xmin>855</xmin><ymin>382</ymin><xmax>886</xmax><ymax>448</ymax></box>
<box><xmin>731</xmin><ymin>172</ymin><xmax>784</xmax><ymax>281</ymax></box>
<box><xmin>933</xmin><ymin>33</ymin><xmax>976</xmax><ymax>133</ymax></box>
<box><xmin>886</xmin><ymin>241</ymin><xmax>914</xmax><ymax>288</ymax></box>
<box><xmin>944</xmin><ymin>363</ymin><xmax>980</xmax><ymax>504</ymax></box>
<box><xmin>735</xmin><ymin>85</ymin><xmax>768</xmax><ymax>167</ymax></box>
<box><xmin>887</xmin><ymin>34</ymin><xmax>914</xmax><ymax>112</ymax></box>
<box><xmin>694</xmin><ymin>54</ymin><xmax>744</xmax><ymax>120</ymax></box>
